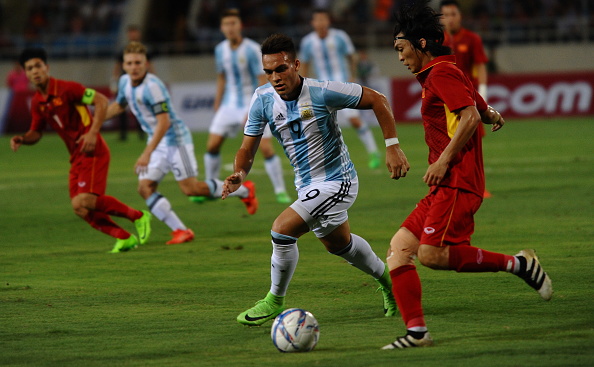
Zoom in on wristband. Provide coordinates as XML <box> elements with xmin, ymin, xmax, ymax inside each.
<box><xmin>385</xmin><ymin>137</ymin><xmax>399</xmax><ymax>147</ymax></box>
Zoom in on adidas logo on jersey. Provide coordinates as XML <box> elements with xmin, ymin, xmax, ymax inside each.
<box><xmin>275</xmin><ymin>113</ymin><xmax>285</xmax><ymax>121</ymax></box>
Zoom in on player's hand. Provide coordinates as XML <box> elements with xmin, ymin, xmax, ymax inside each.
<box><xmin>386</xmin><ymin>146</ymin><xmax>410</xmax><ymax>180</ymax></box>
<box><xmin>134</xmin><ymin>152</ymin><xmax>150</xmax><ymax>175</ymax></box>
<box><xmin>491</xmin><ymin>113</ymin><xmax>505</xmax><ymax>132</ymax></box>
<box><xmin>423</xmin><ymin>159</ymin><xmax>448</xmax><ymax>186</ymax></box>
<box><xmin>10</xmin><ymin>136</ymin><xmax>23</xmax><ymax>152</ymax></box>
<box><xmin>77</xmin><ymin>132</ymin><xmax>98</xmax><ymax>154</ymax></box>
<box><xmin>222</xmin><ymin>172</ymin><xmax>244</xmax><ymax>200</ymax></box>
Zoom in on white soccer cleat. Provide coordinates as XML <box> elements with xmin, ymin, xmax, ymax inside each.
<box><xmin>515</xmin><ymin>249</ymin><xmax>553</xmax><ymax>301</ymax></box>
<box><xmin>382</xmin><ymin>332</ymin><xmax>434</xmax><ymax>349</ymax></box>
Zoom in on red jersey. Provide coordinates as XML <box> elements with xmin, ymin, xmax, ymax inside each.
<box><xmin>443</xmin><ymin>28</ymin><xmax>488</xmax><ymax>88</ymax></box>
<box><xmin>415</xmin><ymin>55</ymin><xmax>488</xmax><ymax>197</ymax></box>
<box><xmin>30</xmin><ymin>77</ymin><xmax>107</xmax><ymax>159</ymax></box>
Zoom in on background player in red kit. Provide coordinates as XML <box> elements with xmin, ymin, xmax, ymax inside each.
<box><xmin>440</xmin><ymin>0</ymin><xmax>488</xmax><ymax>97</ymax></box>
<box><xmin>440</xmin><ymin>0</ymin><xmax>491</xmax><ymax>197</ymax></box>
<box><xmin>10</xmin><ymin>48</ymin><xmax>151</xmax><ymax>253</ymax></box>
<box><xmin>382</xmin><ymin>1</ymin><xmax>552</xmax><ymax>350</ymax></box>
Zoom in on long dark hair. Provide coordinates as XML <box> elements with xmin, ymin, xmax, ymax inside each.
<box><xmin>393</xmin><ymin>0</ymin><xmax>451</xmax><ymax>56</ymax></box>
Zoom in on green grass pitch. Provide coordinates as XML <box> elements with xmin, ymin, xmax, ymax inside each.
<box><xmin>0</xmin><ymin>117</ymin><xmax>592</xmax><ymax>366</ymax></box>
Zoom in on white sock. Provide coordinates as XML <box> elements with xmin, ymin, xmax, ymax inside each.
<box><xmin>356</xmin><ymin>124</ymin><xmax>379</xmax><ymax>154</ymax></box>
<box><xmin>264</xmin><ymin>155</ymin><xmax>287</xmax><ymax>194</ymax></box>
<box><xmin>332</xmin><ymin>233</ymin><xmax>384</xmax><ymax>279</ymax></box>
<box><xmin>204</xmin><ymin>152</ymin><xmax>221</xmax><ymax>180</ymax></box>
<box><xmin>206</xmin><ymin>179</ymin><xmax>248</xmax><ymax>198</ymax></box>
<box><xmin>146</xmin><ymin>193</ymin><xmax>186</xmax><ymax>231</ymax></box>
<box><xmin>270</xmin><ymin>231</ymin><xmax>299</xmax><ymax>297</ymax></box>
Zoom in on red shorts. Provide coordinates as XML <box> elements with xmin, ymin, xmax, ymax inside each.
<box><xmin>401</xmin><ymin>186</ymin><xmax>482</xmax><ymax>247</ymax></box>
<box><xmin>68</xmin><ymin>141</ymin><xmax>110</xmax><ymax>198</ymax></box>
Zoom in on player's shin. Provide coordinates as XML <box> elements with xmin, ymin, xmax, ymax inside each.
<box><xmin>270</xmin><ymin>231</ymin><xmax>299</xmax><ymax>297</ymax></box>
<box><xmin>448</xmin><ymin>245</ymin><xmax>513</xmax><ymax>272</ymax></box>
<box><xmin>331</xmin><ymin>233</ymin><xmax>385</xmax><ymax>278</ymax></box>
<box><xmin>146</xmin><ymin>192</ymin><xmax>186</xmax><ymax>231</ymax></box>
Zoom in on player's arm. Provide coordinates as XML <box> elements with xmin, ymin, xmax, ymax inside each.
<box><xmin>106</xmin><ymin>101</ymin><xmax>127</xmax><ymax>120</ymax></box>
<box><xmin>77</xmin><ymin>89</ymin><xmax>109</xmax><ymax>154</ymax></box>
<box><xmin>424</xmin><ymin>105</ymin><xmax>481</xmax><ymax>186</ymax></box>
<box><xmin>213</xmin><ymin>73</ymin><xmax>225</xmax><ymax>111</ymax></box>
<box><xmin>222</xmin><ymin>134</ymin><xmax>261</xmax><ymax>199</ymax></box>
<box><xmin>135</xmin><ymin>103</ymin><xmax>171</xmax><ymax>174</ymax></box>
<box><xmin>106</xmin><ymin>74</ymin><xmax>128</xmax><ymax>120</ymax></box>
<box><xmin>476</xmin><ymin>62</ymin><xmax>488</xmax><ymax>100</ymax></box>
<box><xmin>10</xmin><ymin>130</ymin><xmax>42</xmax><ymax>152</ymax></box>
<box><xmin>479</xmin><ymin>105</ymin><xmax>504</xmax><ymax>132</ymax></box>
<box><xmin>357</xmin><ymin>86</ymin><xmax>409</xmax><ymax>179</ymax></box>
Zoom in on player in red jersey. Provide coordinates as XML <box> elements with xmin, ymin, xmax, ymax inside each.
<box><xmin>10</xmin><ymin>48</ymin><xmax>152</xmax><ymax>253</ymax></box>
<box><xmin>440</xmin><ymin>0</ymin><xmax>492</xmax><ymax>197</ymax></box>
<box><xmin>382</xmin><ymin>1</ymin><xmax>552</xmax><ymax>349</ymax></box>
<box><xmin>440</xmin><ymin>0</ymin><xmax>488</xmax><ymax>95</ymax></box>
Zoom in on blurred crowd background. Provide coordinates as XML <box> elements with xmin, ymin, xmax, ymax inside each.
<box><xmin>0</xmin><ymin>0</ymin><xmax>591</xmax><ymax>60</ymax></box>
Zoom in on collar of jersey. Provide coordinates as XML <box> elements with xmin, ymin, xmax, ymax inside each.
<box><xmin>414</xmin><ymin>54</ymin><xmax>457</xmax><ymax>76</ymax></box>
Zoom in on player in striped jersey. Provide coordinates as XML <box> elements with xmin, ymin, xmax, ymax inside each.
<box><xmin>200</xmin><ymin>9</ymin><xmax>290</xmax><ymax>204</ymax></box>
<box><xmin>107</xmin><ymin>42</ymin><xmax>258</xmax><ymax>246</ymax></box>
<box><xmin>300</xmin><ymin>8</ymin><xmax>381</xmax><ymax>169</ymax></box>
<box><xmin>222</xmin><ymin>34</ymin><xmax>410</xmax><ymax>326</ymax></box>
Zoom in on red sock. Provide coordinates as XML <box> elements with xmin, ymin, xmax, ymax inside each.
<box><xmin>390</xmin><ymin>265</ymin><xmax>425</xmax><ymax>329</ymax></box>
<box><xmin>448</xmin><ymin>245</ymin><xmax>513</xmax><ymax>272</ymax></box>
<box><xmin>84</xmin><ymin>211</ymin><xmax>131</xmax><ymax>239</ymax></box>
<box><xmin>95</xmin><ymin>195</ymin><xmax>142</xmax><ymax>221</ymax></box>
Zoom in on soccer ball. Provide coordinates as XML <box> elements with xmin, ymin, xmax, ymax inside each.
<box><xmin>271</xmin><ymin>308</ymin><xmax>320</xmax><ymax>353</ymax></box>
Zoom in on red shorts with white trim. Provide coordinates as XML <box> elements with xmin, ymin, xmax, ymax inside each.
<box><xmin>401</xmin><ymin>186</ymin><xmax>482</xmax><ymax>247</ymax></box>
<box><xmin>68</xmin><ymin>141</ymin><xmax>110</xmax><ymax>198</ymax></box>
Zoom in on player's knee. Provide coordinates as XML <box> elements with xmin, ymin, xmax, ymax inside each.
<box><xmin>71</xmin><ymin>198</ymin><xmax>86</xmax><ymax>218</ymax></box>
<box><xmin>387</xmin><ymin>230</ymin><xmax>418</xmax><ymax>267</ymax></box>
<box><xmin>417</xmin><ymin>245</ymin><xmax>448</xmax><ymax>269</ymax></box>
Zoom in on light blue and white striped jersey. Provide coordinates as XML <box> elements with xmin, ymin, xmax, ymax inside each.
<box><xmin>299</xmin><ymin>28</ymin><xmax>355</xmax><ymax>82</ymax></box>
<box><xmin>215</xmin><ymin>38</ymin><xmax>264</xmax><ymax>109</ymax></box>
<box><xmin>245</xmin><ymin>78</ymin><xmax>361</xmax><ymax>189</ymax></box>
<box><xmin>116</xmin><ymin>73</ymin><xmax>192</xmax><ymax>147</ymax></box>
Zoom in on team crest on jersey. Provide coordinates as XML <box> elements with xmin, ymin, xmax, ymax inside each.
<box><xmin>300</xmin><ymin>106</ymin><xmax>314</xmax><ymax>120</ymax></box>
<box><xmin>52</xmin><ymin>97</ymin><xmax>63</xmax><ymax>106</ymax></box>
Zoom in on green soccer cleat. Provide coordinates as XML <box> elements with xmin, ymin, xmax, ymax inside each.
<box><xmin>376</xmin><ymin>283</ymin><xmax>398</xmax><ymax>317</ymax></box>
<box><xmin>376</xmin><ymin>265</ymin><xmax>398</xmax><ymax>317</ymax></box>
<box><xmin>237</xmin><ymin>293</ymin><xmax>285</xmax><ymax>326</ymax></box>
<box><xmin>368</xmin><ymin>152</ymin><xmax>381</xmax><ymax>169</ymax></box>
<box><xmin>188</xmin><ymin>196</ymin><xmax>214</xmax><ymax>204</ymax></box>
<box><xmin>275</xmin><ymin>191</ymin><xmax>292</xmax><ymax>204</ymax></box>
<box><xmin>134</xmin><ymin>210</ymin><xmax>152</xmax><ymax>245</ymax></box>
<box><xmin>109</xmin><ymin>235</ymin><xmax>139</xmax><ymax>253</ymax></box>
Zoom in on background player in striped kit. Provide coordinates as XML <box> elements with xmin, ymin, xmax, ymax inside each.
<box><xmin>223</xmin><ymin>34</ymin><xmax>410</xmax><ymax>326</ymax></box>
<box><xmin>299</xmin><ymin>8</ymin><xmax>381</xmax><ymax>169</ymax></box>
<box><xmin>107</xmin><ymin>41</ymin><xmax>258</xmax><ymax>246</ymax></box>
<box><xmin>199</xmin><ymin>9</ymin><xmax>290</xmax><ymax>204</ymax></box>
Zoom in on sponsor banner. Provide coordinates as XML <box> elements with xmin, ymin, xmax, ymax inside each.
<box><xmin>169</xmin><ymin>82</ymin><xmax>216</xmax><ymax>131</ymax></box>
<box><xmin>391</xmin><ymin>71</ymin><xmax>594</xmax><ymax>122</ymax></box>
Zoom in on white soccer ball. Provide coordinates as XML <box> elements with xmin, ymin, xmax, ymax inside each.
<box><xmin>271</xmin><ymin>308</ymin><xmax>320</xmax><ymax>353</ymax></box>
